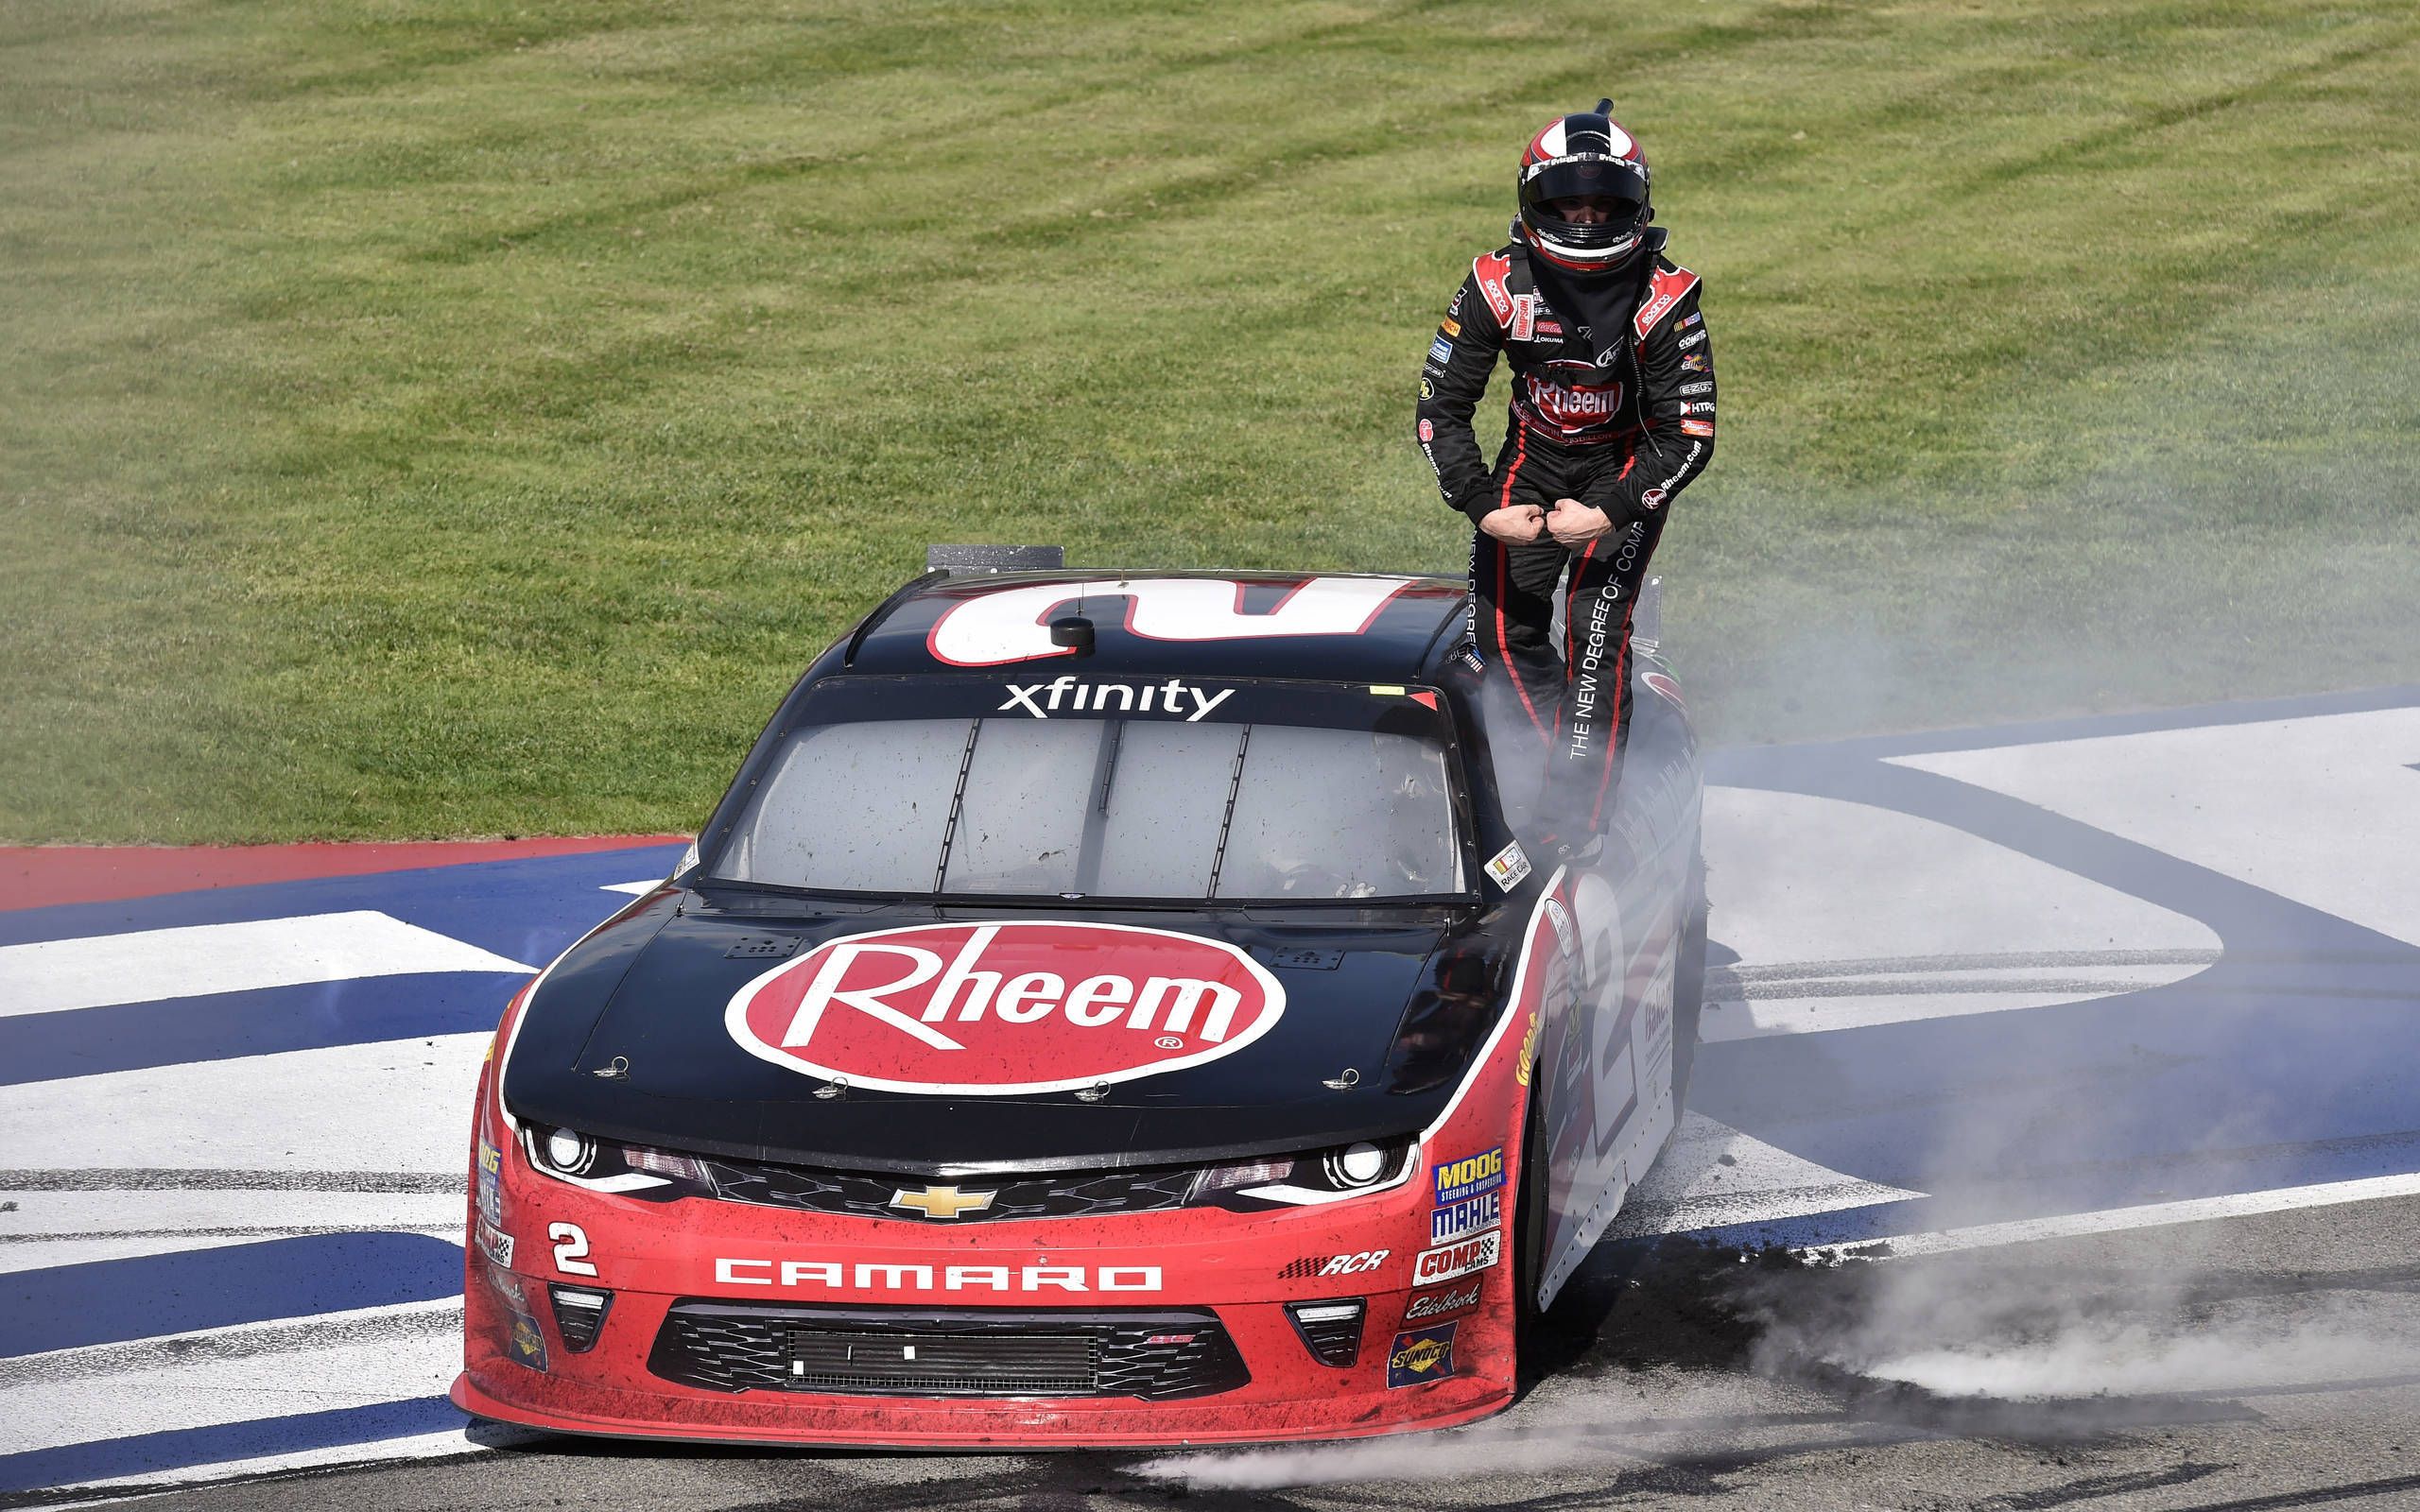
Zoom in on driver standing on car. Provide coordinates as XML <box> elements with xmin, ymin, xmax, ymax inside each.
<box><xmin>1415</xmin><ymin>101</ymin><xmax>1717</xmax><ymax>856</ymax></box>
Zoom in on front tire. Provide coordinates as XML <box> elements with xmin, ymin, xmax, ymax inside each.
<box><xmin>1669</xmin><ymin>849</ymin><xmax>1708</xmax><ymax>1113</ymax></box>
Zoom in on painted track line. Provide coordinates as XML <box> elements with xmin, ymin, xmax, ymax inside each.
<box><xmin>0</xmin><ymin>1034</ymin><xmax>492</xmax><ymax>1174</ymax></box>
<box><xmin>0</xmin><ymin>1324</ymin><xmax>459</xmax><ymax>1461</ymax></box>
<box><xmin>1848</xmin><ymin>1172</ymin><xmax>2420</xmax><ymax>1258</ymax></box>
<box><xmin>0</xmin><ymin>911</ymin><xmax>532</xmax><ymax>1018</ymax></box>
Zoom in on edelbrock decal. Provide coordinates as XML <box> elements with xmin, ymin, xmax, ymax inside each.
<box><xmin>1403</xmin><ymin>1281</ymin><xmax>1482</xmax><ymax>1321</ymax></box>
<box><xmin>726</xmin><ymin>920</ymin><xmax>1287</xmax><ymax>1095</ymax></box>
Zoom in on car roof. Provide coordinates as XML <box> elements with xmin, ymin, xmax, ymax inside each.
<box><xmin>839</xmin><ymin>570</ymin><xmax>1472</xmax><ymax>684</ymax></box>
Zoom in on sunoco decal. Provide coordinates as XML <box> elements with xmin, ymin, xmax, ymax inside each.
<box><xmin>1387</xmin><ymin>1322</ymin><xmax>1459</xmax><ymax>1386</ymax></box>
<box><xmin>726</xmin><ymin>921</ymin><xmax>1286</xmax><ymax>1095</ymax></box>
<box><xmin>509</xmin><ymin>1310</ymin><xmax>548</xmax><ymax>1372</ymax></box>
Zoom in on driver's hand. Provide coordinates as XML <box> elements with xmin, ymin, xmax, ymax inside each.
<box><xmin>1479</xmin><ymin>505</ymin><xmax>1547</xmax><ymax>544</ymax></box>
<box><xmin>1547</xmin><ymin>498</ymin><xmax>1614</xmax><ymax>546</ymax></box>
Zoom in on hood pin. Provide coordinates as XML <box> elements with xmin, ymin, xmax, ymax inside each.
<box><xmin>1074</xmin><ymin>1081</ymin><xmax>1113</xmax><ymax>1103</ymax></box>
<box><xmin>1322</xmin><ymin>1067</ymin><xmax>1360</xmax><ymax>1090</ymax></box>
<box><xmin>592</xmin><ymin>1056</ymin><xmax>630</xmax><ymax>1080</ymax></box>
<box><xmin>814</xmin><ymin>1076</ymin><xmax>849</xmax><ymax>1101</ymax></box>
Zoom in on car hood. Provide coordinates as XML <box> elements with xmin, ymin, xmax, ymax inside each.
<box><xmin>501</xmin><ymin>889</ymin><xmax>1504</xmax><ymax>1176</ymax></box>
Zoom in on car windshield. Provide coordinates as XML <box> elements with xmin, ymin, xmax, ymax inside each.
<box><xmin>709</xmin><ymin>684</ymin><xmax>1464</xmax><ymax>903</ymax></box>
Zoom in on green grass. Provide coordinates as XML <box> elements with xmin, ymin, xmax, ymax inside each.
<box><xmin>4</xmin><ymin>0</ymin><xmax>2416</xmax><ymax>841</ymax></box>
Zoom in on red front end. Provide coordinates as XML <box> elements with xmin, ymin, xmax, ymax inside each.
<box><xmin>452</xmin><ymin>998</ymin><xmax>1535</xmax><ymax>1448</ymax></box>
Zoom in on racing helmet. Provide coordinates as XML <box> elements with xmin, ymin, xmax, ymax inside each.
<box><xmin>1516</xmin><ymin>100</ymin><xmax>1652</xmax><ymax>274</ymax></box>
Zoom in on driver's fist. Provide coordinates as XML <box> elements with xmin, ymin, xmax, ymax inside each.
<box><xmin>1479</xmin><ymin>504</ymin><xmax>1547</xmax><ymax>544</ymax></box>
<box><xmin>1546</xmin><ymin>498</ymin><xmax>1614</xmax><ymax>546</ymax></box>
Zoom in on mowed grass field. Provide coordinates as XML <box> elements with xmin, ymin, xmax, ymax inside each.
<box><xmin>4</xmin><ymin>0</ymin><xmax>2417</xmax><ymax>842</ymax></box>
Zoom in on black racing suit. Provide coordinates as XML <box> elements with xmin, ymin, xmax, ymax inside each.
<box><xmin>1415</xmin><ymin>228</ymin><xmax>1717</xmax><ymax>842</ymax></box>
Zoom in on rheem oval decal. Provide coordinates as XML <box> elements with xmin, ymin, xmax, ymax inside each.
<box><xmin>725</xmin><ymin>921</ymin><xmax>1288</xmax><ymax>1095</ymax></box>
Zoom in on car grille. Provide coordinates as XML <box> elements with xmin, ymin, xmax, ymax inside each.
<box><xmin>700</xmin><ymin>1158</ymin><xmax>1201</xmax><ymax>1223</ymax></box>
<box><xmin>648</xmin><ymin>1302</ymin><xmax>1249</xmax><ymax>1400</ymax></box>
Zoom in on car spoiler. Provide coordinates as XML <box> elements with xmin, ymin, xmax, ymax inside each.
<box><xmin>926</xmin><ymin>543</ymin><xmax>1065</xmax><ymax>576</ymax></box>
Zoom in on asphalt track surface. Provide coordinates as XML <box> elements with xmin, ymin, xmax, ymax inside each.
<box><xmin>7</xmin><ymin>685</ymin><xmax>2418</xmax><ymax>1510</ymax></box>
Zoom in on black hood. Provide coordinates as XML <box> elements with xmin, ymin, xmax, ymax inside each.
<box><xmin>501</xmin><ymin>888</ymin><xmax>1519</xmax><ymax>1177</ymax></box>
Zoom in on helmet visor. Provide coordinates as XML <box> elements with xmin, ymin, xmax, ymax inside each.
<box><xmin>1521</xmin><ymin>158</ymin><xmax>1646</xmax><ymax>219</ymax></box>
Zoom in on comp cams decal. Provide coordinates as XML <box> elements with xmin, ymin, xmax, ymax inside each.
<box><xmin>1412</xmin><ymin>1231</ymin><xmax>1502</xmax><ymax>1285</ymax></box>
<box><xmin>725</xmin><ymin>920</ymin><xmax>1287</xmax><ymax>1095</ymax></box>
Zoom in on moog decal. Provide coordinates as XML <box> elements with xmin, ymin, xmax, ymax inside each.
<box><xmin>1432</xmin><ymin>1147</ymin><xmax>1506</xmax><ymax>1206</ymax></box>
<box><xmin>725</xmin><ymin>921</ymin><xmax>1287</xmax><ymax>1095</ymax></box>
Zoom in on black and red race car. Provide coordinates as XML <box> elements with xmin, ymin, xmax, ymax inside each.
<box><xmin>454</xmin><ymin>549</ymin><xmax>1707</xmax><ymax>1447</ymax></box>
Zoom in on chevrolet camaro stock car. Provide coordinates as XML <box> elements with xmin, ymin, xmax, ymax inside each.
<box><xmin>455</xmin><ymin>545</ymin><xmax>1709</xmax><ymax>1447</ymax></box>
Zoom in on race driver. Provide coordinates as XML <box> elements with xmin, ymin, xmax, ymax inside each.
<box><xmin>1416</xmin><ymin>100</ymin><xmax>1716</xmax><ymax>855</ymax></box>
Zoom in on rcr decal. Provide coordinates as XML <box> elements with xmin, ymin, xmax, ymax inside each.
<box><xmin>715</xmin><ymin>1259</ymin><xmax>1163</xmax><ymax>1293</ymax></box>
<box><xmin>926</xmin><ymin>576</ymin><xmax>1420</xmax><ymax>667</ymax></box>
<box><xmin>998</xmin><ymin>677</ymin><xmax>1234</xmax><ymax>721</ymax></box>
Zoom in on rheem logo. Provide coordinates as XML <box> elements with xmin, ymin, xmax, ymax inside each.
<box><xmin>726</xmin><ymin>921</ymin><xmax>1287</xmax><ymax>1095</ymax></box>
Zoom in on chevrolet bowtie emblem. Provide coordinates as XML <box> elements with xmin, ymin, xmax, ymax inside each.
<box><xmin>890</xmin><ymin>1185</ymin><xmax>995</xmax><ymax>1220</ymax></box>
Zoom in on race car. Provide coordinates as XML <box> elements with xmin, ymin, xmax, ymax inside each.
<box><xmin>454</xmin><ymin>547</ymin><xmax>1707</xmax><ymax>1447</ymax></box>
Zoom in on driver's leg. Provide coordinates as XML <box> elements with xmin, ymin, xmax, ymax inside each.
<box><xmin>1543</xmin><ymin>500</ymin><xmax>1668</xmax><ymax>846</ymax></box>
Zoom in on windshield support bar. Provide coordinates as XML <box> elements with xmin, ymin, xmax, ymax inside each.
<box><xmin>1070</xmin><ymin>719</ymin><xmax>1122</xmax><ymax>896</ymax></box>
<box><xmin>1204</xmin><ymin>724</ymin><xmax>1252</xmax><ymax>900</ymax></box>
<box><xmin>930</xmin><ymin>718</ymin><xmax>984</xmax><ymax>894</ymax></box>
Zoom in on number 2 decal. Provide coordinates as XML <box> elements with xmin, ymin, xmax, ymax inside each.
<box><xmin>548</xmin><ymin>1221</ymin><xmax>596</xmax><ymax>1277</ymax></box>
